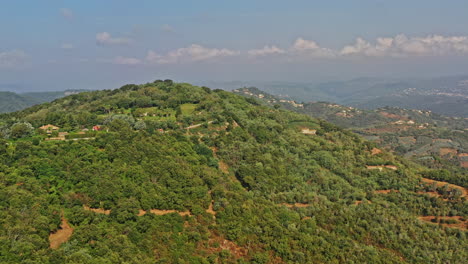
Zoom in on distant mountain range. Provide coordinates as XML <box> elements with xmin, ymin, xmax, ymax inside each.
<box><xmin>0</xmin><ymin>90</ymin><xmax>88</xmax><ymax>113</ymax></box>
<box><xmin>203</xmin><ymin>75</ymin><xmax>468</xmax><ymax>117</ymax></box>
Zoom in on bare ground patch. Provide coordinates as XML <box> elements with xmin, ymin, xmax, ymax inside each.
<box><xmin>83</xmin><ymin>205</ymin><xmax>110</xmax><ymax>215</ymax></box>
<box><xmin>371</xmin><ymin>148</ymin><xmax>382</xmax><ymax>155</ymax></box>
<box><xmin>281</xmin><ymin>203</ymin><xmax>310</xmax><ymax>208</ymax></box>
<box><xmin>49</xmin><ymin>214</ymin><xmax>73</xmax><ymax>249</ymax></box>
<box><xmin>149</xmin><ymin>209</ymin><xmax>191</xmax><ymax>216</ymax></box>
<box><xmin>374</xmin><ymin>190</ymin><xmax>400</xmax><ymax>194</ymax></box>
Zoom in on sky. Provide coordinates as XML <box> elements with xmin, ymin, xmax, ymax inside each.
<box><xmin>2</xmin><ymin>0</ymin><xmax>468</xmax><ymax>91</ymax></box>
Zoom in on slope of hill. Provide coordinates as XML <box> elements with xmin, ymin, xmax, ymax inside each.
<box><xmin>0</xmin><ymin>92</ymin><xmax>38</xmax><ymax>113</ymax></box>
<box><xmin>0</xmin><ymin>90</ymin><xmax>86</xmax><ymax>113</ymax></box>
<box><xmin>0</xmin><ymin>81</ymin><xmax>466</xmax><ymax>263</ymax></box>
<box><xmin>234</xmin><ymin>87</ymin><xmax>468</xmax><ymax>186</ymax></box>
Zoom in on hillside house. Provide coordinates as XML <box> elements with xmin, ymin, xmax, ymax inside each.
<box><xmin>92</xmin><ymin>125</ymin><xmax>102</xmax><ymax>131</ymax></box>
<box><xmin>301</xmin><ymin>128</ymin><xmax>317</xmax><ymax>135</ymax></box>
<box><xmin>39</xmin><ymin>124</ymin><xmax>60</xmax><ymax>134</ymax></box>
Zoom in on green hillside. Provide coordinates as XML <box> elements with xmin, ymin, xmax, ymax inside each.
<box><xmin>234</xmin><ymin>87</ymin><xmax>468</xmax><ymax>187</ymax></box>
<box><xmin>0</xmin><ymin>90</ymin><xmax>86</xmax><ymax>113</ymax></box>
<box><xmin>0</xmin><ymin>81</ymin><xmax>466</xmax><ymax>263</ymax></box>
<box><xmin>0</xmin><ymin>92</ymin><xmax>38</xmax><ymax>113</ymax></box>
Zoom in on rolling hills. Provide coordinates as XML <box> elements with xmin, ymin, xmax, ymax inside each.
<box><xmin>0</xmin><ymin>81</ymin><xmax>466</xmax><ymax>263</ymax></box>
<box><xmin>0</xmin><ymin>90</ymin><xmax>87</xmax><ymax>113</ymax></box>
<box><xmin>234</xmin><ymin>87</ymin><xmax>468</xmax><ymax>186</ymax></box>
<box><xmin>211</xmin><ymin>75</ymin><xmax>468</xmax><ymax>118</ymax></box>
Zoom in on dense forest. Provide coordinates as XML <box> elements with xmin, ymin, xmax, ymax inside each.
<box><xmin>0</xmin><ymin>81</ymin><xmax>466</xmax><ymax>263</ymax></box>
<box><xmin>234</xmin><ymin>87</ymin><xmax>468</xmax><ymax>188</ymax></box>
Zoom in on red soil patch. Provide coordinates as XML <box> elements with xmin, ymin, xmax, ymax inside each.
<box><xmin>374</xmin><ymin>190</ymin><xmax>400</xmax><ymax>194</ymax></box>
<box><xmin>459</xmin><ymin>153</ymin><xmax>468</xmax><ymax>157</ymax></box>
<box><xmin>138</xmin><ymin>209</ymin><xmax>147</xmax><ymax>216</ymax></box>
<box><xmin>421</xmin><ymin>178</ymin><xmax>467</xmax><ymax>198</ymax></box>
<box><xmin>439</xmin><ymin>148</ymin><xmax>458</xmax><ymax>156</ymax></box>
<box><xmin>83</xmin><ymin>205</ymin><xmax>110</xmax><ymax>215</ymax></box>
<box><xmin>460</xmin><ymin>161</ymin><xmax>468</xmax><ymax>168</ymax></box>
<box><xmin>371</xmin><ymin>148</ymin><xmax>382</xmax><ymax>155</ymax></box>
<box><xmin>281</xmin><ymin>203</ymin><xmax>310</xmax><ymax>208</ymax></box>
<box><xmin>354</xmin><ymin>200</ymin><xmax>372</xmax><ymax>205</ymax></box>
<box><xmin>49</xmin><ymin>214</ymin><xmax>73</xmax><ymax>249</ymax></box>
<box><xmin>418</xmin><ymin>216</ymin><xmax>467</xmax><ymax>230</ymax></box>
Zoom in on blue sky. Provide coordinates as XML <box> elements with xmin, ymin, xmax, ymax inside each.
<box><xmin>2</xmin><ymin>0</ymin><xmax>468</xmax><ymax>91</ymax></box>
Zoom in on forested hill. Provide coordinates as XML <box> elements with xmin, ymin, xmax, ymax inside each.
<box><xmin>234</xmin><ymin>87</ymin><xmax>468</xmax><ymax>186</ymax></box>
<box><xmin>0</xmin><ymin>80</ymin><xmax>466</xmax><ymax>263</ymax></box>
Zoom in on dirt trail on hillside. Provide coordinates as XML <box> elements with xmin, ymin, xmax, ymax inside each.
<box><xmin>49</xmin><ymin>215</ymin><xmax>73</xmax><ymax>249</ymax></box>
<box><xmin>281</xmin><ymin>203</ymin><xmax>310</xmax><ymax>208</ymax></box>
<box><xmin>83</xmin><ymin>205</ymin><xmax>110</xmax><ymax>215</ymax></box>
<box><xmin>211</xmin><ymin>147</ymin><xmax>230</xmax><ymax>174</ymax></box>
<box><xmin>374</xmin><ymin>190</ymin><xmax>400</xmax><ymax>194</ymax></box>
<box><xmin>421</xmin><ymin>178</ymin><xmax>467</xmax><ymax>198</ymax></box>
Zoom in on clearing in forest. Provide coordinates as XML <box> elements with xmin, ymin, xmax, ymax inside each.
<box><xmin>83</xmin><ymin>205</ymin><xmax>111</xmax><ymax>215</ymax></box>
<box><xmin>49</xmin><ymin>215</ymin><xmax>74</xmax><ymax>249</ymax></box>
<box><xmin>374</xmin><ymin>190</ymin><xmax>400</xmax><ymax>194</ymax></box>
<box><xmin>281</xmin><ymin>203</ymin><xmax>310</xmax><ymax>208</ymax></box>
<box><xmin>371</xmin><ymin>148</ymin><xmax>382</xmax><ymax>155</ymax></box>
<box><xmin>149</xmin><ymin>209</ymin><xmax>191</xmax><ymax>216</ymax></box>
<box><xmin>367</xmin><ymin>165</ymin><xmax>398</xmax><ymax>171</ymax></box>
<box><xmin>354</xmin><ymin>200</ymin><xmax>372</xmax><ymax>205</ymax></box>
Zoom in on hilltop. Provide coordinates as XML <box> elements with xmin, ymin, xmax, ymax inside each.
<box><xmin>0</xmin><ymin>80</ymin><xmax>466</xmax><ymax>263</ymax></box>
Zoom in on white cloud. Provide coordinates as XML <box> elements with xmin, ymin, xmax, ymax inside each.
<box><xmin>96</xmin><ymin>32</ymin><xmax>132</xmax><ymax>46</ymax></box>
<box><xmin>145</xmin><ymin>50</ymin><xmax>163</xmax><ymax>63</ymax></box>
<box><xmin>248</xmin><ymin>45</ymin><xmax>285</xmax><ymax>57</ymax></box>
<box><xmin>290</xmin><ymin>38</ymin><xmax>336</xmax><ymax>58</ymax></box>
<box><xmin>113</xmin><ymin>56</ymin><xmax>141</xmax><ymax>65</ymax></box>
<box><xmin>60</xmin><ymin>8</ymin><xmax>73</xmax><ymax>19</ymax></box>
<box><xmin>0</xmin><ymin>50</ymin><xmax>28</xmax><ymax>68</ymax></box>
<box><xmin>161</xmin><ymin>24</ymin><xmax>175</xmax><ymax>33</ymax></box>
<box><xmin>61</xmin><ymin>43</ymin><xmax>74</xmax><ymax>50</ymax></box>
<box><xmin>100</xmin><ymin>34</ymin><xmax>468</xmax><ymax>66</ymax></box>
<box><xmin>341</xmin><ymin>34</ymin><xmax>468</xmax><ymax>57</ymax></box>
<box><xmin>146</xmin><ymin>44</ymin><xmax>240</xmax><ymax>64</ymax></box>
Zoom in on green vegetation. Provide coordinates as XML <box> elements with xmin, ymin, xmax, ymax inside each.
<box><xmin>0</xmin><ymin>81</ymin><xmax>466</xmax><ymax>263</ymax></box>
<box><xmin>235</xmin><ymin>87</ymin><xmax>468</xmax><ymax>188</ymax></box>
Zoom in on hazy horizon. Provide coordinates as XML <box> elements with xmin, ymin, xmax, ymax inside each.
<box><xmin>2</xmin><ymin>1</ymin><xmax>468</xmax><ymax>91</ymax></box>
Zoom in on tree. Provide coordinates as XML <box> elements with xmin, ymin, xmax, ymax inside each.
<box><xmin>10</xmin><ymin>122</ymin><xmax>34</xmax><ymax>139</ymax></box>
